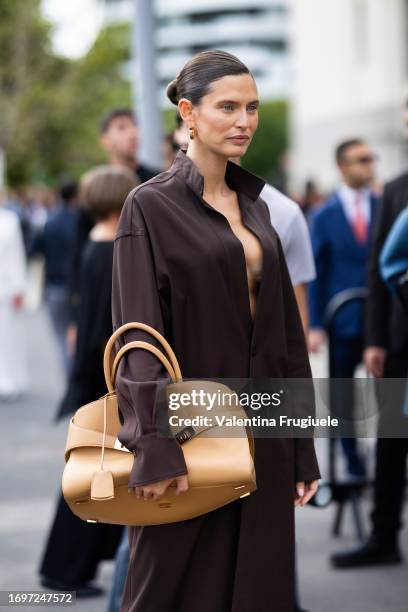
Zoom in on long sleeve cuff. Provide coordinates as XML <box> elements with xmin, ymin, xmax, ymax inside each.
<box><xmin>127</xmin><ymin>432</ymin><xmax>188</xmax><ymax>488</ymax></box>
<box><xmin>294</xmin><ymin>438</ymin><xmax>321</xmax><ymax>483</ymax></box>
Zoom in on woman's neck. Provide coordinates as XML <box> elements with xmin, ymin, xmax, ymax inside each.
<box><xmin>186</xmin><ymin>144</ymin><xmax>231</xmax><ymax>199</ymax></box>
<box><xmin>89</xmin><ymin>214</ymin><xmax>120</xmax><ymax>241</ymax></box>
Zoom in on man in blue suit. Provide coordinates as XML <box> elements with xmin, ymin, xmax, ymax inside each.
<box><xmin>308</xmin><ymin>139</ymin><xmax>379</xmax><ymax>477</ymax></box>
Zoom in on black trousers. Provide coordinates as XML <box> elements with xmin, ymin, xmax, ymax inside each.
<box><xmin>371</xmin><ymin>353</ymin><xmax>408</xmax><ymax>540</ymax></box>
<box><xmin>329</xmin><ymin>335</ymin><xmax>365</xmax><ymax>470</ymax></box>
<box><xmin>39</xmin><ymin>491</ymin><xmax>123</xmax><ymax>585</ymax></box>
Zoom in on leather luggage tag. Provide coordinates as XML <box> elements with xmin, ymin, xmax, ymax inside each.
<box><xmin>91</xmin><ymin>470</ymin><xmax>115</xmax><ymax>500</ymax></box>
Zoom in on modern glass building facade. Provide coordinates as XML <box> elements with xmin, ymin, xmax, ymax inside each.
<box><xmin>103</xmin><ymin>0</ymin><xmax>291</xmax><ymax>101</ymax></box>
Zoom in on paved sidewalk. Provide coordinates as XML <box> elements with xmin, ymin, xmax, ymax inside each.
<box><xmin>0</xmin><ymin>308</ymin><xmax>406</xmax><ymax>611</ymax></box>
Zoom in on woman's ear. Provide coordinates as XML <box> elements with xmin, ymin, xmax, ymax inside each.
<box><xmin>178</xmin><ymin>98</ymin><xmax>193</xmax><ymax>124</ymax></box>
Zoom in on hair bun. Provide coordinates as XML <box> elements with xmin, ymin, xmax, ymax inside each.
<box><xmin>166</xmin><ymin>78</ymin><xmax>179</xmax><ymax>105</ymax></box>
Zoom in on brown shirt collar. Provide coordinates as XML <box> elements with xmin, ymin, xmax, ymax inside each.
<box><xmin>172</xmin><ymin>149</ymin><xmax>265</xmax><ymax>204</ymax></box>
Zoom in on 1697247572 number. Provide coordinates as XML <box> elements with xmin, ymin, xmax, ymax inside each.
<box><xmin>0</xmin><ymin>591</ymin><xmax>75</xmax><ymax>606</ymax></box>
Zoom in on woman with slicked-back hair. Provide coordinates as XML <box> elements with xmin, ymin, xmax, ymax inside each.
<box><xmin>112</xmin><ymin>50</ymin><xmax>320</xmax><ymax>612</ymax></box>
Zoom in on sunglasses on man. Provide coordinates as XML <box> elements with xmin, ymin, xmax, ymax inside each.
<box><xmin>346</xmin><ymin>154</ymin><xmax>378</xmax><ymax>165</ymax></box>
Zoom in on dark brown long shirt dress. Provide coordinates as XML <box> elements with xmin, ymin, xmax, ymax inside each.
<box><xmin>112</xmin><ymin>150</ymin><xmax>321</xmax><ymax>612</ymax></box>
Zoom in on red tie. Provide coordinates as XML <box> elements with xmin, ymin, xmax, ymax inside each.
<box><xmin>352</xmin><ymin>193</ymin><xmax>368</xmax><ymax>243</ymax></box>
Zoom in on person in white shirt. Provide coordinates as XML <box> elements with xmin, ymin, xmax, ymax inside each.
<box><xmin>260</xmin><ymin>183</ymin><xmax>316</xmax><ymax>332</ymax></box>
<box><xmin>0</xmin><ymin>208</ymin><xmax>28</xmax><ymax>399</ymax></box>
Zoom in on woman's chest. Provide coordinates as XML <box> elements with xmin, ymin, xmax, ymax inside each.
<box><xmin>227</xmin><ymin>215</ymin><xmax>263</xmax><ymax>283</ymax></box>
<box><xmin>147</xmin><ymin>198</ymin><xmax>275</xmax><ymax>282</ymax></box>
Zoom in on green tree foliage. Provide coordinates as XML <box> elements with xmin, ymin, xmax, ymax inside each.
<box><xmin>0</xmin><ymin>0</ymin><xmax>131</xmax><ymax>187</ymax></box>
<box><xmin>47</xmin><ymin>23</ymin><xmax>132</xmax><ymax>181</ymax></box>
<box><xmin>0</xmin><ymin>0</ymin><xmax>66</xmax><ymax>185</ymax></box>
<box><xmin>1</xmin><ymin>0</ymin><xmax>287</xmax><ymax>187</ymax></box>
<box><xmin>241</xmin><ymin>100</ymin><xmax>288</xmax><ymax>182</ymax></box>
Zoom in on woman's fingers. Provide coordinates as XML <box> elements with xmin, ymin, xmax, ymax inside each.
<box><xmin>302</xmin><ymin>481</ymin><xmax>318</xmax><ymax>505</ymax></box>
<box><xmin>294</xmin><ymin>480</ymin><xmax>319</xmax><ymax>507</ymax></box>
<box><xmin>296</xmin><ymin>482</ymin><xmax>305</xmax><ymax>498</ymax></box>
<box><xmin>128</xmin><ymin>476</ymin><xmax>190</xmax><ymax>501</ymax></box>
<box><xmin>127</xmin><ymin>487</ymin><xmax>145</xmax><ymax>499</ymax></box>
<box><xmin>294</xmin><ymin>481</ymin><xmax>304</xmax><ymax>506</ymax></box>
<box><xmin>175</xmin><ymin>475</ymin><xmax>189</xmax><ymax>495</ymax></box>
<box><xmin>143</xmin><ymin>479</ymin><xmax>171</xmax><ymax>500</ymax></box>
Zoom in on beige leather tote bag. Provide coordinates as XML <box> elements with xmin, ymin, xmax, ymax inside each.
<box><xmin>62</xmin><ymin>322</ymin><xmax>256</xmax><ymax>526</ymax></box>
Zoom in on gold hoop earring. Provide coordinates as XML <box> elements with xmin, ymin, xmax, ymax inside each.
<box><xmin>189</xmin><ymin>127</ymin><xmax>196</xmax><ymax>140</ymax></box>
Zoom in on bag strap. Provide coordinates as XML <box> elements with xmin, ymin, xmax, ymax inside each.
<box><xmin>108</xmin><ymin>341</ymin><xmax>178</xmax><ymax>393</ymax></box>
<box><xmin>103</xmin><ymin>322</ymin><xmax>182</xmax><ymax>392</ymax></box>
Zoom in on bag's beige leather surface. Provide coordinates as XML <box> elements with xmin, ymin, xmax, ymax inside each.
<box><xmin>62</xmin><ymin>322</ymin><xmax>256</xmax><ymax>526</ymax></box>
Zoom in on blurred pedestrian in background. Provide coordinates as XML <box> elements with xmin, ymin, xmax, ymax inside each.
<box><xmin>30</xmin><ymin>179</ymin><xmax>79</xmax><ymax>377</ymax></box>
<box><xmin>39</xmin><ymin>166</ymin><xmax>138</xmax><ymax>597</ymax></box>
<box><xmin>0</xmin><ymin>207</ymin><xmax>28</xmax><ymax>400</ymax></box>
<box><xmin>299</xmin><ymin>178</ymin><xmax>324</xmax><ymax>220</ymax></box>
<box><xmin>20</xmin><ymin>186</ymin><xmax>54</xmax><ymax>254</ymax></box>
<box><xmin>332</xmin><ymin>117</ymin><xmax>408</xmax><ymax>567</ymax></box>
<box><xmin>380</xmin><ymin>205</ymin><xmax>408</xmax><ymax>312</ymax></box>
<box><xmin>172</xmin><ymin>112</ymin><xmax>189</xmax><ymax>151</ymax></box>
<box><xmin>60</xmin><ymin>166</ymin><xmax>138</xmax><ymax>416</ymax></box>
<box><xmin>163</xmin><ymin>113</ymin><xmax>189</xmax><ymax>169</ymax></box>
<box><xmin>163</xmin><ymin>132</ymin><xmax>179</xmax><ymax>169</ymax></box>
<box><xmin>99</xmin><ymin>107</ymin><xmax>161</xmax><ymax>182</ymax></box>
<box><xmin>260</xmin><ymin>182</ymin><xmax>316</xmax><ymax>333</ymax></box>
<box><xmin>380</xmin><ymin>206</ymin><xmax>408</xmax><ymax>420</ymax></box>
<box><xmin>308</xmin><ymin>139</ymin><xmax>379</xmax><ymax>478</ymax></box>
<box><xmin>67</xmin><ymin>107</ymin><xmax>161</xmax><ymax>359</ymax></box>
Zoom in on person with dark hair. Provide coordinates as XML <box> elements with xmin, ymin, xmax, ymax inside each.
<box><xmin>60</xmin><ymin>166</ymin><xmax>140</xmax><ymax>420</ymax></box>
<box><xmin>335</xmin><ymin>138</ymin><xmax>367</xmax><ymax>166</ymax></box>
<box><xmin>163</xmin><ymin>114</ymin><xmax>189</xmax><ymax>170</ymax></box>
<box><xmin>308</xmin><ymin>139</ymin><xmax>378</xmax><ymax>478</ymax></box>
<box><xmin>162</xmin><ymin>132</ymin><xmax>179</xmax><ymax>169</ymax></box>
<box><xmin>99</xmin><ymin>107</ymin><xmax>135</xmax><ymax>134</ymax></box>
<box><xmin>65</xmin><ymin>107</ymin><xmax>161</xmax><ymax>388</ymax></box>
<box><xmin>99</xmin><ymin>107</ymin><xmax>160</xmax><ymax>183</ymax></box>
<box><xmin>112</xmin><ymin>49</ymin><xmax>320</xmax><ymax>612</ymax></box>
<box><xmin>59</xmin><ymin>179</ymin><xmax>79</xmax><ymax>203</ymax></box>
<box><xmin>331</xmin><ymin>111</ymin><xmax>408</xmax><ymax>567</ymax></box>
<box><xmin>173</xmin><ymin>112</ymin><xmax>189</xmax><ymax>150</ymax></box>
<box><xmin>30</xmin><ymin>179</ymin><xmax>79</xmax><ymax>376</ymax></box>
<box><xmin>39</xmin><ymin>167</ymin><xmax>139</xmax><ymax>597</ymax></box>
<box><xmin>300</xmin><ymin>178</ymin><xmax>323</xmax><ymax>218</ymax></box>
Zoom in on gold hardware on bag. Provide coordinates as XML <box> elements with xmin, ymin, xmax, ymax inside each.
<box><xmin>86</xmin><ymin>519</ymin><xmax>98</xmax><ymax>523</ymax></box>
<box><xmin>175</xmin><ymin>426</ymin><xmax>195</xmax><ymax>444</ymax></box>
<box><xmin>240</xmin><ymin>492</ymin><xmax>250</xmax><ymax>499</ymax></box>
<box><xmin>234</xmin><ymin>485</ymin><xmax>246</xmax><ymax>490</ymax></box>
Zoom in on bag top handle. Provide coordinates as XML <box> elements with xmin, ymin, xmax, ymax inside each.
<box><xmin>108</xmin><ymin>341</ymin><xmax>179</xmax><ymax>393</ymax></box>
<box><xmin>103</xmin><ymin>322</ymin><xmax>182</xmax><ymax>393</ymax></box>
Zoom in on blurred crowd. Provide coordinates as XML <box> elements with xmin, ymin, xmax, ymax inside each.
<box><xmin>0</xmin><ymin>100</ymin><xmax>407</xmax><ymax>611</ymax></box>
